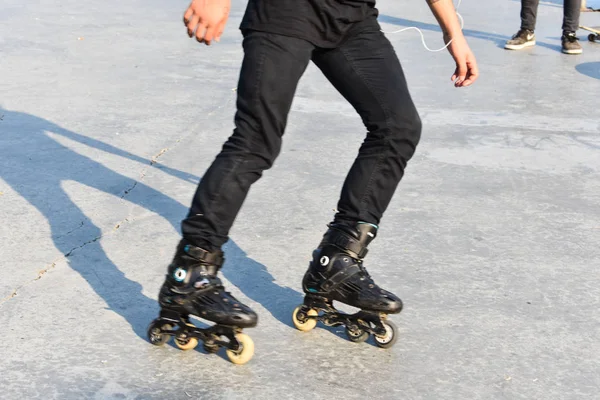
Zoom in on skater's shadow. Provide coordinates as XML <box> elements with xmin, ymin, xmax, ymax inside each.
<box><xmin>222</xmin><ymin>247</ymin><xmax>352</xmax><ymax>342</ymax></box>
<box><xmin>0</xmin><ymin>107</ymin><xmax>300</xmax><ymax>340</ymax></box>
<box><xmin>221</xmin><ymin>244</ymin><xmax>304</xmax><ymax>329</ymax></box>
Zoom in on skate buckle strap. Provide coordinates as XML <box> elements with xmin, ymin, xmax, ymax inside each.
<box><xmin>322</xmin><ymin>229</ymin><xmax>368</xmax><ymax>260</ymax></box>
<box><xmin>184</xmin><ymin>244</ymin><xmax>224</xmax><ymax>266</ymax></box>
<box><xmin>194</xmin><ymin>276</ymin><xmax>221</xmax><ymax>289</ymax></box>
<box><xmin>320</xmin><ymin>264</ymin><xmax>362</xmax><ymax>291</ymax></box>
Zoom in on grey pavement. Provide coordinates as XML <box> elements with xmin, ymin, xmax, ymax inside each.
<box><xmin>1</xmin><ymin>0</ymin><xmax>599</xmax><ymax>398</ymax></box>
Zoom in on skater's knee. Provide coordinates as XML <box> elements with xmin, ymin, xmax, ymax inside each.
<box><xmin>366</xmin><ymin>102</ymin><xmax>421</xmax><ymax>146</ymax></box>
<box><xmin>388</xmin><ymin>106</ymin><xmax>422</xmax><ymax>147</ymax></box>
<box><xmin>363</xmin><ymin>108</ymin><xmax>421</xmax><ymax>161</ymax></box>
<box><xmin>221</xmin><ymin>132</ymin><xmax>281</xmax><ymax>170</ymax></box>
<box><xmin>411</xmin><ymin>111</ymin><xmax>422</xmax><ymax>142</ymax></box>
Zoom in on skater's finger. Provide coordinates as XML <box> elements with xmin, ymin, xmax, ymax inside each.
<box><xmin>454</xmin><ymin>62</ymin><xmax>467</xmax><ymax>87</ymax></box>
<box><xmin>183</xmin><ymin>6</ymin><xmax>194</xmax><ymax>25</ymax></box>
<box><xmin>203</xmin><ymin>25</ymin><xmax>217</xmax><ymax>45</ymax></box>
<box><xmin>186</xmin><ymin>14</ymin><xmax>200</xmax><ymax>37</ymax></box>
<box><xmin>195</xmin><ymin>21</ymin><xmax>208</xmax><ymax>43</ymax></box>
<box><xmin>215</xmin><ymin>19</ymin><xmax>227</xmax><ymax>42</ymax></box>
<box><xmin>451</xmin><ymin>67</ymin><xmax>461</xmax><ymax>83</ymax></box>
<box><xmin>462</xmin><ymin>62</ymin><xmax>479</xmax><ymax>87</ymax></box>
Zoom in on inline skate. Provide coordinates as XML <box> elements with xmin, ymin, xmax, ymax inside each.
<box><xmin>148</xmin><ymin>241</ymin><xmax>258</xmax><ymax>364</ymax></box>
<box><xmin>292</xmin><ymin>222</ymin><xmax>402</xmax><ymax>348</ymax></box>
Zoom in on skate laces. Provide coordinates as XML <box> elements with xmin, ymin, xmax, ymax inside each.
<box><xmin>357</xmin><ymin>262</ymin><xmax>375</xmax><ymax>284</ymax></box>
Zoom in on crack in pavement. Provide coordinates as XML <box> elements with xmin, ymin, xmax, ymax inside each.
<box><xmin>120</xmin><ymin>143</ymin><xmax>179</xmax><ymax>200</ymax></box>
<box><xmin>0</xmin><ymin>218</ymin><xmax>134</xmax><ymax>305</ymax></box>
<box><xmin>55</xmin><ymin>220</ymin><xmax>86</xmax><ymax>239</ymax></box>
<box><xmin>0</xmin><ymin>231</ymin><xmax>105</xmax><ymax>304</ymax></box>
<box><xmin>0</xmin><ymin>141</ymin><xmax>180</xmax><ymax>306</ymax></box>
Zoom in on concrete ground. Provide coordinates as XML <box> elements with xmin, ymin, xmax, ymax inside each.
<box><xmin>1</xmin><ymin>0</ymin><xmax>599</xmax><ymax>399</ymax></box>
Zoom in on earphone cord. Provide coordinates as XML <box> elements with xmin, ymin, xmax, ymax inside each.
<box><xmin>380</xmin><ymin>0</ymin><xmax>464</xmax><ymax>52</ymax></box>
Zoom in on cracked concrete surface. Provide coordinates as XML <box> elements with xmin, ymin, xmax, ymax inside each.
<box><xmin>1</xmin><ymin>0</ymin><xmax>600</xmax><ymax>399</ymax></box>
<box><xmin>0</xmin><ymin>140</ymin><xmax>176</xmax><ymax>305</ymax></box>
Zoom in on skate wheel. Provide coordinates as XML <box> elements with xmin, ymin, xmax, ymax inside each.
<box><xmin>226</xmin><ymin>333</ymin><xmax>254</xmax><ymax>365</ymax></box>
<box><xmin>589</xmin><ymin>34</ymin><xmax>596</xmax><ymax>42</ymax></box>
<box><xmin>292</xmin><ymin>306</ymin><xmax>318</xmax><ymax>332</ymax></box>
<box><xmin>147</xmin><ymin>320</ymin><xmax>172</xmax><ymax>346</ymax></box>
<box><xmin>175</xmin><ymin>336</ymin><xmax>199</xmax><ymax>351</ymax></box>
<box><xmin>373</xmin><ymin>320</ymin><xmax>398</xmax><ymax>349</ymax></box>
<box><xmin>345</xmin><ymin>326</ymin><xmax>369</xmax><ymax>343</ymax></box>
<box><xmin>175</xmin><ymin>322</ymin><xmax>199</xmax><ymax>350</ymax></box>
<box><xmin>203</xmin><ymin>343</ymin><xmax>220</xmax><ymax>354</ymax></box>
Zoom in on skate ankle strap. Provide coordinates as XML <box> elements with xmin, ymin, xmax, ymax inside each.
<box><xmin>183</xmin><ymin>244</ymin><xmax>224</xmax><ymax>267</ymax></box>
<box><xmin>320</xmin><ymin>264</ymin><xmax>362</xmax><ymax>291</ymax></box>
<box><xmin>321</xmin><ymin>228</ymin><xmax>368</xmax><ymax>259</ymax></box>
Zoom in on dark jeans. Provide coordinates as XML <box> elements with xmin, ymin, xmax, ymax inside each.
<box><xmin>181</xmin><ymin>27</ymin><xmax>422</xmax><ymax>251</ymax></box>
<box><xmin>520</xmin><ymin>0</ymin><xmax>581</xmax><ymax>33</ymax></box>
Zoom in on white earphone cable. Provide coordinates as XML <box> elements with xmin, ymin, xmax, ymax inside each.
<box><xmin>380</xmin><ymin>0</ymin><xmax>464</xmax><ymax>52</ymax></box>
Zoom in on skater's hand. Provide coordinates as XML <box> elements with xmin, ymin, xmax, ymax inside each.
<box><xmin>183</xmin><ymin>0</ymin><xmax>230</xmax><ymax>45</ymax></box>
<box><xmin>444</xmin><ymin>34</ymin><xmax>479</xmax><ymax>87</ymax></box>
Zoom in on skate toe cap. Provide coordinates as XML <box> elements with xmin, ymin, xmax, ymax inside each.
<box><xmin>227</xmin><ymin>309</ymin><xmax>258</xmax><ymax>328</ymax></box>
<box><xmin>377</xmin><ymin>294</ymin><xmax>403</xmax><ymax>314</ymax></box>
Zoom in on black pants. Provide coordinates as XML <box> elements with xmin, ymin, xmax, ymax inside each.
<box><xmin>520</xmin><ymin>0</ymin><xmax>581</xmax><ymax>32</ymax></box>
<box><xmin>181</xmin><ymin>27</ymin><xmax>422</xmax><ymax>251</ymax></box>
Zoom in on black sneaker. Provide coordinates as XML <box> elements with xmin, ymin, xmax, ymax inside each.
<box><xmin>561</xmin><ymin>32</ymin><xmax>582</xmax><ymax>54</ymax></box>
<box><xmin>505</xmin><ymin>29</ymin><xmax>536</xmax><ymax>50</ymax></box>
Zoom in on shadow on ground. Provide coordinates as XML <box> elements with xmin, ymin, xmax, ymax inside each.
<box><xmin>0</xmin><ymin>107</ymin><xmax>302</xmax><ymax>342</ymax></box>
<box><xmin>576</xmin><ymin>61</ymin><xmax>600</xmax><ymax>79</ymax></box>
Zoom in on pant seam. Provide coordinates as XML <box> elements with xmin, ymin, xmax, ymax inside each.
<box><xmin>339</xmin><ymin>42</ymin><xmax>390</xmax><ymax>222</ymax></box>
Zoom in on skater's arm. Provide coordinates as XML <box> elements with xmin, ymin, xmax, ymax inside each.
<box><xmin>426</xmin><ymin>0</ymin><xmax>462</xmax><ymax>39</ymax></box>
<box><xmin>426</xmin><ymin>0</ymin><xmax>479</xmax><ymax>87</ymax></box>
<box><xmin>183</xmin><ymin>0</ymin><xmax>231</xmax><ymax>45</ymax></box>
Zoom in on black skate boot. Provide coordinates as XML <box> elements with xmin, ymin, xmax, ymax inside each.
<box><xmin>147</xmin><ymin>241</ymin><xmax>257</xmax><ymax>364</ymax></box>
<box><xmin>292</xmin><ymin>223</ymin><xmax>402</xmax><ymax>348</ymax></box>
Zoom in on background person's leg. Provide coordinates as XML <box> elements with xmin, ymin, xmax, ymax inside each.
<box><xmin>181</xmin><ymin>31</ymin><xmax>314</xmax><ymax>251</ymax></box>
<box><xmin>505</xmin><ymin>0</ymin><xmax>538</xmax><ymax>50</ymax></box>
<box><xmin>562</xmin><ymin>0</ymin><xmax>583</xmax><ymax>54</ymax></box>
<box><xmin>521</xmin><ymin>0</ymin><xmax>541</xmax><ymax>31</ymax></box>
<box><xmin>563</xmin><ymin>0</ymin><xmax>582</xmax><ymax>33</ymax></box>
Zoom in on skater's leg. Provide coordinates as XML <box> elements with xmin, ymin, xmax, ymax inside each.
<box><xmin>182</xmin><ymin>31</ymin><xmax>314</xmax><ymax>250</ymax></box>
<box><xmin>312</xmin><ymin>27</ymin><xmax>422</xmax><ymax>227</ymax></box>
<box><xmin>151</xmin><ymin>32</ymin><xmax>315</xmax><ymax>360</ymax></box>
<box><xmin>293</xmin><ymin>27</ymin><xmax>419</xmax><ymax>340</ymax></box>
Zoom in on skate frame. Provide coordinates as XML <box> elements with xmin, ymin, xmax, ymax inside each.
<box><xmin>299</xmin><ymin>295</ymin><xmax>389</xmax><ymax>337</ymax></box>
<box><xmin>156</xmin><ymin>309</ymin><xmax>243</xmax><ymax>352</ymax></box>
